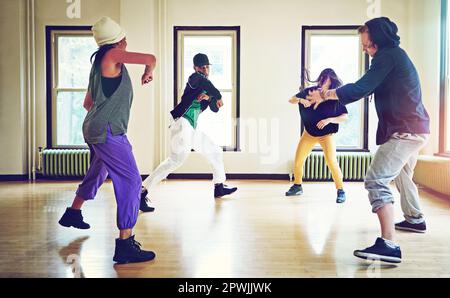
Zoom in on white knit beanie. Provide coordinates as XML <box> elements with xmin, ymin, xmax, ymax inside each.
<box><xmin>92</xmin><ymin>17</ymin><xmax>126</xmax><ymax>47</ymax></box>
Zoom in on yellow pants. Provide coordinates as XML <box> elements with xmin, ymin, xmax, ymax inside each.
<box><xmin>294</xmin><ymin>131</ymin><xmax>344</xmax><ymax>189</ymax></box>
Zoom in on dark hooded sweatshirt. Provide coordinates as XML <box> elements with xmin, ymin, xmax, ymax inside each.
<box><xmin>336</xmin><ymin>17</ymin><xmax>430</xmax><ymax>145</ymax></box>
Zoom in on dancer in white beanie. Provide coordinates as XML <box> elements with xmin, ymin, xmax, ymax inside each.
<box><xmin>59</xmin><ymin>17</ymin><xmax>157</xmax><ymax>264</ymax></box>
<box><xmin>92</xmin><ymin>16</ymin><xmax>156</xmax><ymax>213</ymax></box>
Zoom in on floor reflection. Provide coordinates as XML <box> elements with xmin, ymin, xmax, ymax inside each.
<box><xmin>59</xmin><ymin>236</ymin><xmax>90</xmax><ymax>278</ymax></box>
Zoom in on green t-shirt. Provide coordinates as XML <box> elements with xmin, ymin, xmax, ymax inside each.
<box><xmin>183</xmin><ymin>99</ymin><xmax>202</xmax><ymax>129</ymax></box>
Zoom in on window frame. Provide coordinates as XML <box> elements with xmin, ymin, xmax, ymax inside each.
<box><xmin>173</xmin><ymin>26</ymin><xmax>241</xmax><ymax>152</ymax></box>
<box><xmin>46</xmin><ymin>25</ymin><xmax>93</xmax><ymax>149</ymax></box>
<box><xmin>301</xmin><ymin>25</ymin><xmax>370</xmax><ymax>153</ymax></box>
<box><xmin>439</xmin><ymin>0</ymin><xmax>450</xmax><ymax>156</ymax></box>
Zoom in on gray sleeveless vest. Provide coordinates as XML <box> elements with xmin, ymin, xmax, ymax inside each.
<box><xmin>82</xmin><ymin>64</ymin><xmax>133</xmax><ymax>144</ymax></box>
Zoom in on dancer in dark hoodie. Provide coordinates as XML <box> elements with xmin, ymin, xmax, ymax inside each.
<box><xmin>307</xmin><ymin>17</ymin><xmax>430</xmax><ymax>263</ymax></box>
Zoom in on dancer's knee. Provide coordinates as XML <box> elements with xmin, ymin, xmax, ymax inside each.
<box><xmin>169</xmin><ymin>152</ymin><xmax>189</xmax><ymax>167</ymax></box>
<box><xmin>365</xmin><ymin>175</ymin><xmax>394</xmax><ymax>213</ymax></box>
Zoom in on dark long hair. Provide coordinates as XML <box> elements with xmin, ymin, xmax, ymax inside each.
<box><xmin>90</xmin><ymin>44</ymin><xmax>115</xmax><ymax>67</ymax></box>
<box><xmin>302</xmin><ymin>68</ymin><xmax>343</xmax><ymax>90</ymax></box>
<box><xmin>302</xmin><ymin>68</ymin><xmax>343</xmax><ymax>112</ymax></box>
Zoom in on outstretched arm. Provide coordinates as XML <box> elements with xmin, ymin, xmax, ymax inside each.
<box><xmin>307</xmin><ymin>52</ymin><xmax>394</xmax><ymax>109</ymax></box>
<box><xmin>202</xmin><ymin>79</ymin><xmax>223</xmax><ymax>110</ymax></box>
<box><xmin>331</xmin><ymin>113</ymin><xmax>349</xmax><ymax>123</ymax></box>
<box><xmin>316</xmin><ymin>113</ymin><xmax>348</xmax><ymax>130</ymax></box>
<box><xmin>289</xmin><ymin>96</ymin><xmax>313</xmax><ymax>108</ymax></box>
<box><xmin>289</xmin><ymin>96</ymin><xmax>300</xmax><ymax>104</ymax></box>
<box><xmin>105</xmin><ymin>49</ymin><xmax>157</xmax><ymax>85</ymax></box>
<box><xmin>202</xmin><ymin>80</ymin><xmax>222</xmax><ymax>101</ymax></box>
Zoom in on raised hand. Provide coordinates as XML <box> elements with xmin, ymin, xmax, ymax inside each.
<box><xmin>306</xmin><ymin>90</ymin><xmax>325</xmax><ymax>110</ymax></box>
<box><xmin>289</xmin><ymin>97</ymin><xmax>300</xmax><ymax>104</ymax></box>
<box><xmin>317</xmin><ymin>118</ymin><xmax>332</xmax><ymax>130</ymax></box>
<box><xmin>141</xmin><ymin>71</ymin><xmax>153</xmax><ymax>85</ymax></box>
<box><xmin>197</xmin><ymin>93</ymin><xmax>210</xmax><ymax>102</ymax></box>
<box><xmin>300</xmin><ymin>98</ymin><xmax>312</xmax><ymax>108</ymax></box>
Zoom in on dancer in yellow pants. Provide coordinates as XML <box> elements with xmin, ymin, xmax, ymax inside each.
<box><xmin>286</xmin><ymin>68</ymin><xmax>348</xmax><ymax>203</ymax></box>
<box><xmin>294</xmin><ymin>131</ymin><xmax>344</xmax><ymax>189</ymax></box>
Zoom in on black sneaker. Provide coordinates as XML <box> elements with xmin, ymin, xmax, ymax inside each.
<box><xmin>58</xmin><ymin>207</ymin><xmax>90</xmax><ymax>230</ymax></box>
<box><xmin>113</xmin><ymin>235</ymin><xmax>156</xmax><ymax>264</ymax></box>
<box><xmin>214</xmin><ymin>183</ymin><xmax>238</xmax><ymax>198</ymax></box>
<box><xmin>354</xmin><ymin>238</ymin><xmax>402</xmax><ymax>264</ymax></box>
<box><xmin>395</xmin><ymin>220</ymin><xmax>426</xmax><ymax>233</ymax></box>
<box><xmin>285</xmin><ymin>184</ymin><xmax>303</xmax><ymax>197</ymax></box>
<box><xmin>140</xmin><ymin>187</ymin><xmax>155</xmax><ymax>213</ymax></box>
<box><xmin>336</xmin><ymin>189</ymin><xmax>346</xmax><ymax>204</ymax></box>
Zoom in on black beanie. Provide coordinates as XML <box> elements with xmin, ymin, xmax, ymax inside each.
<box><xmin>365</xmin><ymin>17</ymin><xmax>401</xmax><ymax>49</ymax></box>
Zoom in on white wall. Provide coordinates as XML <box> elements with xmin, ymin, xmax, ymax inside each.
<box><xmin>0</xmin><ymin>0</ymin><xmax>27</xmax><ymax>175</ymax></box>
<box><xmin>155</xmin><ymin>0</ymin><xmax>411</xmax><ymax>175</ymax></box>
<box><xmin>407</xmin><ymin>0</ymin><xmax>441</xmax><ymax>155</ymax></box>
<box><xmin>120</xmin><ymin>0</ymin><xmax>159</xmax><ymax>175</ymax></box>
<box><xmin>1</xmin><ymin>0</ymin><xmax>442</xmax><ymax>177</ymax></box>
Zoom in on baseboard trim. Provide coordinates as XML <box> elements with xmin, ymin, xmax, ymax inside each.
<box><xmin>419</xmin><ymin>186</ymin><xmax>450</xmax><ymax>201</ymax></box>
<box><xmin>0</xmin><ymin>175</ymin><xmax>29</xmax><ymax>182</ymax></box>
<box><xmin>163</xmin><ymin>174</ymin><xmax>365</xmax><ymax>182</ymax></box>
<box><xmin>36</xmin><ymin>174</ymin><xmax>84</xmax><ymax>181</ymax></box>
<box><xmin>34</xmin><ymin>174</ymin><xmax>291</xmax><ymax>182</ymax></box>
<box><xmin>35</xmin><ymin>174</ymin><xmax>112</xmax><ymax>181</ymax></box>
<box><xmin>165</xmin><ymin>173</ymin><xmax>291</xmax><ymax>180</ymax></box>
<box><xmin>32</xmin><ymin>174</ymin><xmax>364</xmax><ymax>182</ymax></box>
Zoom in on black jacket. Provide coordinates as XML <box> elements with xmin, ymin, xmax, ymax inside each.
<box><xmin>336</xmin><ymin>17</ymin><xmax>430</xmax><ymax>145</ymax></box>
<box><xmin>170</xmin><ymin>72</ymin><xmax>222</xmax><ymax>120</ymax></box>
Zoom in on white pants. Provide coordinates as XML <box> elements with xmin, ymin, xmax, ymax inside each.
<box><xmin>143</xmin><ymin>117</ymin><xmax>226</xmax><ymax>190</ymax></box>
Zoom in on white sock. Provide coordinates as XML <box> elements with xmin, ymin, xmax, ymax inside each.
<box><xmin>382</xmin><ymin>238</ymin><xmax>398</xmax><ymax>248</ymax></box>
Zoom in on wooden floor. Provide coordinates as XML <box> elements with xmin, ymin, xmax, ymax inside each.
<box><xmin>0</xmin><ymin>179</ymin><xmax>449</xmax><ymax>278</ymax></box>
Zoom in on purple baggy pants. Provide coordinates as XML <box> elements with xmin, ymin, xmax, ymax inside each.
<box><xmin>76</xmin><ymin>126</ymin><xmax>141</xmax><ymax>230</ymax></box>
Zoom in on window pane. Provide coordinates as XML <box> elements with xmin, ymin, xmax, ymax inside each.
<box><xmin>56</xmin><ymin>91</ymin><xmax>87</xmax><ymax>146</ymax></box>
<box><xmin>197</xmin><ymin>92</ymin><xmax>234</xmax><ymax>148</ymax></box>
<box><xmin>309</xmin><ymin>34</ymin><xmax>363</xmax><ymax>148</ymax></box>
<box><xmin>57</xmin><ymin>36</ymin><xmax>97</xmax><ymax>88</ymax></box>
<box><xmin>335</xmin><ymin>102</ymin><xmax>364</xmax><ymax>148</ymax></box>
<box><xmin>182</xmin><ymin>35</ymin><xmax>233</xmax><ymax>90</ymax></box>
<box><xmin>180</xmin><ymin>32</ymin><xmax>237</xmax><ymax>149</ymax></box>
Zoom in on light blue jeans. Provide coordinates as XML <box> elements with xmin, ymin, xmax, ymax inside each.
<box><xmin>365</xmin><ymin>133</ymin><xmax>429</xmax><ymax>224</ymax></box>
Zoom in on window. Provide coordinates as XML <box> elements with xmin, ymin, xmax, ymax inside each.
<box><xmin>46</xmin><ymin>26</ymin><xmax>97</xmax><ymax>148</ymax></box>
<box><xmin>302</xmin><ymin>26</ymin><xmax>369</xmax><ymax>151</ymax></box>
<box><xmin>441</xmin><ymin>0</ymin><xmax>450</xmax><ymax>155</ymax></box>
<box><xmin>174</xmin><ymin>26</ymin><xmax>240</xmax><ymax>151</ymax></box>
